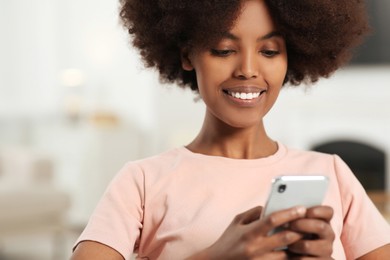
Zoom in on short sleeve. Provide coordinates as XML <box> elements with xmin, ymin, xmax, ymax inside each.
<box><xmin>334</xmin><ymin>155</ymin><xmax>390</xmax><ymax>259</ymax></box>
<box><xmin>73</xmin><ymin>162</ymin><xmax>145</xmax><ymax>260</ymax></box>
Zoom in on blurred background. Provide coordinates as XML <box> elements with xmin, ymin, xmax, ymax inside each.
<box><xmin>0</xmin><ymin>0</ymin><xmax>389</xmax><ymax>259</ymax></box>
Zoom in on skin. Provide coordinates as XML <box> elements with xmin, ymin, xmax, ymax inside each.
<box><xmin>71</xmin><ymin>0</ymin><xmax>390</xmax><ymax>259</ymax></box>
<box><xmin>182</xmin><ymin>0</ymin><xmax>286</xmax><ymax>160</ymax></box>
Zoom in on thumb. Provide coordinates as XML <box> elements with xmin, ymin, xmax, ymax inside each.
<box><xmin>236</xmin><ymin>206</ymin><xmax>263</xmax><ymax>225</ymax></box>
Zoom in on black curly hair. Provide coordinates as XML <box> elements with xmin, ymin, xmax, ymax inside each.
<box><xmin>119</xmin><ymin>0</ymin><xmax>369</xmax><ymax>91</ymax></box>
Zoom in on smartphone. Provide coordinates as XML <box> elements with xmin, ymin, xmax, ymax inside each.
<box><xmin>262</xmin><ymin>175</ymin><xmax>329</xmax><ymax>235</ymax></box>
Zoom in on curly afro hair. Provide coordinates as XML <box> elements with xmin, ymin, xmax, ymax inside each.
<box><xmin>119</xmin><ymin>0</ymin><xmax>369</xmax><ymax>91</ymax></box>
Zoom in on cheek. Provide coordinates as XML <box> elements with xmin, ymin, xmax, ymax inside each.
<box><xmin>265</xmin><ymin>58</ymin><xmax>287</xmax><ymax>85</ymax></box>
<box><xmin>195</xmin><ymin>61</ymin><xmax>230</xmax><ymax>92</ymax></box>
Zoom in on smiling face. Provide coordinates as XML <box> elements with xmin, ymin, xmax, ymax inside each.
<box><xmin>182</xmin><ymin>0</ymin><xmax>287</xmax><ymax>129</ymax></box>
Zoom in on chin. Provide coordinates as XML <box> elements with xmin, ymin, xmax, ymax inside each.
<box><xmin>223</xmin><ymin>118</ymin><xmax>263</xmax><ymax>130</ymax></box>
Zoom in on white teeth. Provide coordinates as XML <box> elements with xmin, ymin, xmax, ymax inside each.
<box><xmin>228</xmin><ymin>91</ymin><xmax>261</xmax><ymax>100</ymax></box>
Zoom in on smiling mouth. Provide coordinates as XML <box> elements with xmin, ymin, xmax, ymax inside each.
<box><xmin>223</xmin><ymin>89</ymin><xmax>266</xmax><ymax>100</ymax></box>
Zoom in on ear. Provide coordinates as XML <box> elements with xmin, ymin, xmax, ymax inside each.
<box><xmin>180</xmin><ymin>48</ymin><xmax>194</xmax><ymax>71</ymax></box>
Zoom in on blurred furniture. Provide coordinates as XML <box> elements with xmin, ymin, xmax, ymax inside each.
<box><xmin>367</xmin><ymin>191</ymin><xmax>390</xmax><ymax>223</ymax></box>
<box><xmin>0</xmin><ymin>186</ymin><xmax>69</xmax><ymax>235</ymax></box>
<box><xmin>0</xmin><ymin>147</ymin><xmax>70</xmax><ymax>258</ymax></box>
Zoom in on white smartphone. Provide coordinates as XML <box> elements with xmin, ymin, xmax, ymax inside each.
<box><xmin>262</xmin><ymin>175</ymin><xmax>329</xmax><ymax>235</ymax></box>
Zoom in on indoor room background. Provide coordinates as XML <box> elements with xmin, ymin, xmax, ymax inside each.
<box><xmin>0</xmin><ymin>0</ymin><xmax>389</xmax><ymax>259</ymax></box>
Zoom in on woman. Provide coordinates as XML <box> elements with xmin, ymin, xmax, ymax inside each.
<box><xmin>72</xmin><ymin>0</ymin><xmax>390</xmax><ymax>259</ymax></box>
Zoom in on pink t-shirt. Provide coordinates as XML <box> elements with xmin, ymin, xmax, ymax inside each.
<box><xmin>74</xmin><ymin>142</ymin><xmax>390</xmax><ymax>259</ymax></box>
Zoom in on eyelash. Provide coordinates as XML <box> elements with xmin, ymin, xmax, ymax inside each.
<box><xmin>210</xmin><ymin>49</ymin><xmax>235</xmax><ymax>57</ymax></box>
<box><xmin>210</xmin><ymin>49</ymin><xmax>280</xmax><ymax>58</ymax></box>
<box><xmin>261</xmin><ymin>50</ymin><xmax>280</xmax><ymax>57</ymax></box>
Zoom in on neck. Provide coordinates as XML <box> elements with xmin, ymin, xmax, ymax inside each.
<box><xmin>186</xmin><ymin>112</ymin><xmax>277</xmax><ymax>159</ymax></box>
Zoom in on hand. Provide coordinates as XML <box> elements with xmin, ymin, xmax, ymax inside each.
<box><xmin>287</xmin><ymin>206</ymin><xmax>335</xmax><ymax>259</ymax></box>
<box><xmin>188</xmin><ymin>205</ymin><xmax>307</xmax><ymax>260</ymax></box>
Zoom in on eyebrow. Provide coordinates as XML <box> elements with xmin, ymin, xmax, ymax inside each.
<box><xmin>221</xmin><ymin>31</ymin><xmax>282</xmax><ymax>41</ymax></box>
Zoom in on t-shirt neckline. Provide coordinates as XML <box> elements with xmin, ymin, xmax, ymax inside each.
<box><xmin>178</xmin><ymin>141</ymin><xmax>287</xmax><ymax>167</ymax></box>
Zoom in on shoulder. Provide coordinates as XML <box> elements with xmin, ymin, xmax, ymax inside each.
<box><xmin>278</xmin><ymin>143</ymin><xmax>359</xmax><ymax>190</ymax></box>
<box><xmin>113</xmin><ymin>147</ymin><xmax>190</xmax><ymax>183</ymax></box>
<box><xmin>280</xmin><ymin>143</ymin><xmax>337</xmax><ymax>170</ymax></box>
<box><xmin>284</xmin><ymin>145</ymin><xmax>333</xmax><ymax>160</ymax></box>
<box><xmin>126</xmin><ymin>147</ymin><xmax>187</xmax><ymax>172</ymax></box>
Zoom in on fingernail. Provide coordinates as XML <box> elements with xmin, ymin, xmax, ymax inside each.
<box><xmin>295</xmin><ymin>206</ymin><xmax>306</xmax><ymax>216</ymax></box>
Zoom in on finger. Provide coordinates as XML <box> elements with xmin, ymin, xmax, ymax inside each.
<box><xmin>252</xmin><ymin>250</ymin><xmax>288</xmax><ymax>260</ymax></box>
<box><xmin>306</xmin><ymin>206</ymin><xmax>333</xmax><ymax>222</ymax></box>
<box><xmin>243</xmin><ymin>228</ymin><xmax>303</xmax><ymax>254</ymax></box>
<box><xmin>254</xmin><ymin>230</ymin><xmax>303</xmax><ymax>252</ymax></box>
<box><xmin>252</xmin><ymin>206</ymin><xmax>307</xmax><ymax>235</ymax></box>
<box><xmin>289</xmin><ymin>218</ymin><xmax>334</xmax><ymax>240</ymax></box>
<box><xmin>288</xmin><ymin>238</ymin><xmax>333</xmax><ymax>257</ymax></box>
<box><xmin>289</xmin><ymin>256</ymin><xmax>334</xmax><ymax>260</ymax></box>
<box><xmin>233</xmin><ymin>206</ymin><xmax>263</xmax><ymax>225</ymax></box>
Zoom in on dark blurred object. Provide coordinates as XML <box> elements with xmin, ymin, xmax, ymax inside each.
<box><xmin>312</xmin><ymin>140</ymin><xmax>385</xmax><ymax>191</ymax></box>
<box><xmin>351</xmin><ymin>0</ymin><xmax>390</xmax><ymax>64</ymax></box>
<box><xmin>367</xmin><ymin>191</ymin><xmax>390</xmax><ymax>222</ymax></box>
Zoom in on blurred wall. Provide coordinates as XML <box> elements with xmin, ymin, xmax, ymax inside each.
<box><xmin>352</xmin><ymin>0</ymin><xmax>390</xmax><ymax>64</ymax></box>
<box><xmin>0</xmin><ymin>0</ymin><xmax>158</xmax><ymax>127</ymax></box>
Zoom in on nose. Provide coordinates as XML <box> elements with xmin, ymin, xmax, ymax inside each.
<box><xmin>233</xmin><ymin>51</ymin><xmax>259</xmax><ymax>79</ymax></box>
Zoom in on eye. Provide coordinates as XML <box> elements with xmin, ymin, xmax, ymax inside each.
<box><xmin>210</xmin><ymin>49</ymin><xmax>235</xmax><ymax>57</ymax></box>
<box><xmin>261</xmin><ymin>50</ymin><xmax>280</xmax><ymax>57</ymax></box>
